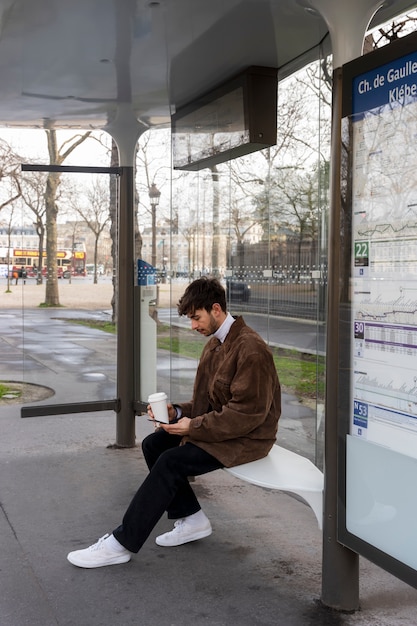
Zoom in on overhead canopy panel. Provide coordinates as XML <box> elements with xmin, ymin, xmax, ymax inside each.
<box><xmin>0</xmin><ymin>0</ymin><xmax>414</xmax><ymax>130</ymax></box>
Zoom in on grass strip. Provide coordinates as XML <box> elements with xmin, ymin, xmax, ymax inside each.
<box><xmin>0</xmin><ymin>382</ymin><xmax>22</xmax><ymax>399</ymax></box>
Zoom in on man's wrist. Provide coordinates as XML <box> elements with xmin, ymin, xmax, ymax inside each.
<box><xmin>173</xmin><ymin>404</ymin><xmax>182</xmax><ymax>420</ymax></box>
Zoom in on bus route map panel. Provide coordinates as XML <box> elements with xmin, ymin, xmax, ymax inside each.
<box><xmin>350</xmin><ymin>49</ymin><xmax>417</xmax><ymax>457</ymax></box>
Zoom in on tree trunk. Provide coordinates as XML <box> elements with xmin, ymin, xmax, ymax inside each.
<box><xmin>44</xmin><ymin>171</ymin><xmax>60</xmax><ymax>305</ymax></box>
<box><xmin>134</xmin><ymin>143</ymin><xmax>142</xmax><ymax>260</ymax></box>
<box><xmin>210</xmin><ymin>165</ymin><xmax>220</xmax><ymax>276</ymax></box>
<box><xmin>93</xmin><ymin>236</ymin><xmax>99</xmax><ymax>284</ymax></box>
<box><xmin>37</xmin><ymin>226</ymin><xmax>44</xmax><ymax>285</ymax></box>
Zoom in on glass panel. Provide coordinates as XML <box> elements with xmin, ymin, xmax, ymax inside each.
<box><xmin>0</xmin><ymin>130</ymin><xmax>117</xmax><ymax>410</ymax></box>
<box><xmin>137</xmin><ymin>53</ymin><xmax>331</xmax><ymax>468</ymax></box>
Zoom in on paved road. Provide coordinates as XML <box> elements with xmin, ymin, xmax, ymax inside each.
<box><xmin>157</xmin><ymin>308</ymin><xmax>326</xmax><ymax>356</ymax></box>
<box><xmin>0</xmin><ymin>279</ymin><xmax>325</xmax><ymax>357</ymax></box>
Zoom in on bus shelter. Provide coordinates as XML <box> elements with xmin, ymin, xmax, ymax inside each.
<box><xmin>0</xmin><ymin>0</ymin><xmax>416</xmax><ymax>612</ymax></box>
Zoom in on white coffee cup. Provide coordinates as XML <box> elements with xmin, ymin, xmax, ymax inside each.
<box><xmin>148</xmin><ymin>392</ymin><xmax>169</xmax><ymax>423</ymax></box>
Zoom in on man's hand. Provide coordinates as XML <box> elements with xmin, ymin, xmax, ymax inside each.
<box><xmin>160</xmin><ymin>417</ymin><xmax>191</xmax><ymax>435</ymax></box>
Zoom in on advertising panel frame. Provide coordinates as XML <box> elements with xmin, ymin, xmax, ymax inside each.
<box><xmin>339</xmin><ymin>30</ymin><xmax>417</xmax><ymax>589</ymax></box>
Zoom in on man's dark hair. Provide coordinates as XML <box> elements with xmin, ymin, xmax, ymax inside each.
<box><xmin>177</xmin><ymin>277</ymin><xmax>227</xmax><ymax>316</ymax></box>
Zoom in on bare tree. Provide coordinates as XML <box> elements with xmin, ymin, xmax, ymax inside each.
<box><xmin>3</xmin><ymin>204</ymin><xmax>17</xmax><ymax>293</ymax></box>
<box><xmin>71</xmin><ymin>177</ymin><xmax>111</xmax><ymax>284</ymax></box>
<box><xmin>219</xmin><ymin>71</ymin><xmax>329</xmax><ymax>264</ymax></box>
<box><xmin>136</xmin><ymin>132</ymin><xmax>169</xmax><ymax>269</ymax></box>
<box><xmin>0</xmin><ymin>139</ymin><xmax>22</xmax><ymax>291</ymax></box>
<box><xmin>0</xmin><ymin>139</ymin><xmax>22</xmax><ymax>214</ymax></box>
<box><xmin>20</xmin><ymin>171</ymin><xmax>47</xmax><ymax>284</ymax></box>
<box><xmin>364</xmin><ymin>13</ymin><xmax>417</xmax><ymax>52</ymax></box>
<box><xmin>43</xmin><ymin>129</ymin><xmax>91</xmax><ymax>306</ymax></box>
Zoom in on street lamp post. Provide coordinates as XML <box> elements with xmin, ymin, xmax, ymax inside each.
<box><xmin>149</xmin><ymin>183</ymin><xmax>161</xmax><ymax>268</ymax></box>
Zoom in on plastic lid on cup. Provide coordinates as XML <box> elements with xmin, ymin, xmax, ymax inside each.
<box><xmin>148</xmin><ymin>392</ymin><xmax>167</xmax><ymax>402</ymax></box>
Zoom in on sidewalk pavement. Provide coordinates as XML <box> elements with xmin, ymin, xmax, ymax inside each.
<box><xmin>1</xmin><ymin>305</ymin><xmax>417</xmax><ymax>625</ymax></box>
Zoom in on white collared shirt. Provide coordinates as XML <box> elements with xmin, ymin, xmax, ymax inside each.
<box><xmin>213</xmin><ymin>312</ymin><xmax>235</xmax><ymax>343</ymax></box>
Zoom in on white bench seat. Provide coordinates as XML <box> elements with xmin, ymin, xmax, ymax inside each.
<box><xmin>224</xmin><ymin>445</ymin><xmax>324</xmax><ymax>529</ymax></box>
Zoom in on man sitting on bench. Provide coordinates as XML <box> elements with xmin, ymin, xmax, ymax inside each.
<box><xmin>67</xmin><ymin>276</ymin><xmax>281</xmax><ymax>568</ymax></box>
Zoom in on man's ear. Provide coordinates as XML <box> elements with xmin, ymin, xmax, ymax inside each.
<box><xmin>211</xmin><ymin>302</ymin><xmax>222</xmax><ymax>316</ymax></box>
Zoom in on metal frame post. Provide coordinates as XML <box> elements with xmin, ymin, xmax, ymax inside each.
<box><xmin>307</xmin><ymin>0</ymin><xmax>386</xmax><ymax>610</ymax></box>
<box><xmin>321</xmin><ymin>67</ymin><xmax>359</xmax><ymax>610</ymax></box>
<box><xmin>116</xmin><ymin>165</ymin><xmax>137</xmax><ymax>447</ymax></box>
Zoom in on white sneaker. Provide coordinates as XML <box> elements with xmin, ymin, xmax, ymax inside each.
<box><xmin>67</xmin><ymin>534</ymin><xmax>131</xmax><ymax>568</ymax></box>
<box><xmin>156</xmin><ymin>516</ymin><xmax>212</xmax><ymax>547</ymax></box>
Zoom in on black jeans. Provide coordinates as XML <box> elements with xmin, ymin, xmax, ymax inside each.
<box><xmin>113</xmin><ymin>429</ymin><xmax>223</xmax><ymax>553</ymax></box>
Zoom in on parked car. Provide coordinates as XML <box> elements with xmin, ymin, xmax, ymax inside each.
<box><xmin>225</xmin><ymin>278</ymin><xmax>251</xmax><ymax>303</ymax></box>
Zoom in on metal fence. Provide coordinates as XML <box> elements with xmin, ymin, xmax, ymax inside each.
<box><xmin>226</xmin><ymin>263</ymin><xmax>328</xmax><ymax>321</ymax></box>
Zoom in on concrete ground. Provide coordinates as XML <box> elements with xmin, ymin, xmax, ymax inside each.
<box><xmin>2</xmin><ymin>403</ymin><xmax>417</xmax><ymax>626</ymax></box>
<box><xmin>1</xmin><ymin>278</ymin><xmax>417</xmax><ymax>625</ymax></box>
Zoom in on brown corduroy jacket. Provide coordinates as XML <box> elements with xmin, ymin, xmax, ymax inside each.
<box><xmin>178</xmin><ymin>316</ymin><xmax>281</xmax><ymax>468</ymax></box>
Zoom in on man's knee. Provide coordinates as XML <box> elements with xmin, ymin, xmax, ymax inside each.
<box><xmin>141</xmin><ymin>429</ymin><xmax>171</xmax><ymax>461</ymax></box>
<box><xmin>141</xmin><ymin>431</ymin><xmax>157</xmax><ymax>457</ymax></box>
